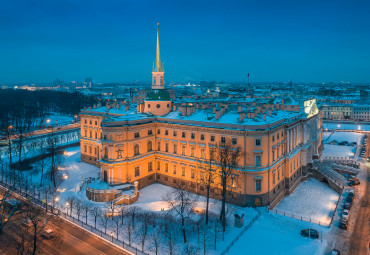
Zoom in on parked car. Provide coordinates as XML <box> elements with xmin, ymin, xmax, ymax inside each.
<box><xmin>331</xmin><ymin>249</ymin><xmax>341</xmax><ymax>255</ymax></box>
<box><xmin>339</xmin><ymin>219</ymin><xmax>347</xmax><ymax>230</ymax></box>
<box><xmin>22</xmin><ymin>218</ymin><xmax>32</xmax><ymax>228</ymax></box>
<box><xmin>348</xmin><ymin>191</ymin><xmax>354</xmax><ymax>198</ymax></box>
<box><xmin>348</xmin><ymin>180</ymin><xmax>360</xmax><ymax>186</ymax></box>
<box><xmin>342</xmin><ymin>209</ymin><xmax>350</xmax><ymax>220</ymax></box>
<box><xmin>300</xmin><ymin>229</ymin><xmax>319</xmax><ymax>239</ymax></box>
<box><xmin>41</xmin><ymin>229</ymin><xmax>54</xmax><ymax>239</ymax></box>
<box><xmin>344</xmin><ymin>202</ymin><xmax>351</xmax><ymax>210</ymax></box>
<box><xmin>348</xmin><ymin>177</ymin><xmax>359</xmax><ymax>182</ymax></box>
<box><xmin>346</xmin><ymin>196</ymin><xmax>353</xmax><ymax>204</ymax></box>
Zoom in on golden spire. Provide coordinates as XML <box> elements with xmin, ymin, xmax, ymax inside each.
<box><xmin>155</xmin><ymin>22</ymin><xmax>162</xmax><ymax>72</ymax></box>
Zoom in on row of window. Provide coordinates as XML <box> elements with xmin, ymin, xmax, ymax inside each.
<box><xmin>83</xmin><ymin>119</ymin><xmax>99</xmax><ymax>126</ymax></box>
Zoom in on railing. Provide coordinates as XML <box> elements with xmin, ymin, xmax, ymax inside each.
<box><xmin>220</xmin><ymin>208</ymin><xmax>262</xmax><ymax>255</ymax></box>
<box><xmin>0</xmin><ymin>180</ymin><xmax>146</xmax><ymax>255</ymax></box>
<box><xmin>268</xmin><ymin>208</ymin><xmax>330</xmax><ymax>227</ymax></box>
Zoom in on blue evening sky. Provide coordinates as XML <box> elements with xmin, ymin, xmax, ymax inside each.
<box><xmin>1</xmin><ymin>0</ymin><xmax>370</xmax><ymax>84</ymax></box>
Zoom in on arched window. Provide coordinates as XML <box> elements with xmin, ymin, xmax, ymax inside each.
<box><xmin>147</xmin><ymin>141</ymin><xmax>152</xmax><ymax>152</ymax></box>
<box><xmin>134</xmin><ymin>144</ymin><xmax>140</xmax><ymax>156</ymax></box>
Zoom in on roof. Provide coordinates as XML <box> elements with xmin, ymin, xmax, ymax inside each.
<box><xmin>146</xmin><ymin>89</ymin><xmax>171</xmax><ymax>101</ymax></box>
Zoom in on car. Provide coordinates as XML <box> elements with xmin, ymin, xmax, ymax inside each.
<box><xmin>348</xmin><ymin>180</ymin><xmax>360</xmax><ymax>186</ymax></box>
<box><xmin>331</xmin><ymin>249</ymin><xmax>341</xmax><ymax>255</ymax></box>
<box><xmin>41</xmin><ymin>229</ymin><xmax>54</xmax><ymax>239</ymax></box>
<box><xmin>346</xmin><ymin>196</ymin><xmax>353</xmax><ymax>204</ymax></box>
<box><xmin>339</xmin><ymin>219</ymin><xmax>347</xmax><ymax>230</ymax></box>
<box><xmin>300</xmin><ymin>229</ymin><xmax>319</xmax><ymax>239</ymax></box>
<box><xmin>344</xmin><ymin>202</ymin><xmax>351</xmax><ymax>210</ymax></box>
<box><xmin>21</xmin><ymin>218</ymin><xmax>32</xmax><ymax>228</ymax></box>
<box><xmin>348</xmin><ymin>177</ymin><xmax>359</xmax><ymax>182</ymax></box>
<box><xmin>348</xmin><ymin>191</ymin><xmax>355</xmax><ymax>198</ymax></box>
<box><xmin>342</xmin><ymin>209</ymin><xmax>350</xmax><ymax>220</ymax></box>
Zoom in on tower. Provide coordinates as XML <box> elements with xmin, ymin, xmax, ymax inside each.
<box><xmin>152</xmin><ymin>22</ymin><xmax>165</xmax><ymax>90</ymax></box>
<box><xmin>144</xmin><ymin>23</ymin><xmax>172</xmax><ymax>116</ymax></box>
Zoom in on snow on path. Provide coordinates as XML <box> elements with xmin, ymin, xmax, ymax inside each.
<box><xmin>274</xmin><ymin>178</ymin><xmax>339</xmax><ymax>225</ymax></box>
<box><xmin>323</xmin><ymin>131</ymin><xmax>363</xmax><ymax>144</ymax></box>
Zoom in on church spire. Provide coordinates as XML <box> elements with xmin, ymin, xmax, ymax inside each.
<box><xmin>155</xmin><ymin>22</ymin><xmax>163</xmax><ymax>72</ymax></box>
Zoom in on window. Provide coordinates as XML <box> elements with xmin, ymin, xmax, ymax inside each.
<box><xmin>272</xmin><ymin>135</ymin><xmax>275</xmax><ymax>142</ymax></box>
<box><xmin>165</xmin><ymin>130</ymin><xmax>169</xmax><ymax>136</ymax></box>
<box><xmin>89</xmin><ymin>131</ymin><xmax>92</xmax><ymax>138</ymax></box>
<box><xmin>135</xmin><ymin>166</ymin><xmax>140</xmax><ymax>177</ymax></box>
<box><xmin>94</xmin><ymin>147</ymin><xmax>97</xmax><ymax>155</ymax></box>
<box><xmin>255</xmin><ymin>139</ymin><xmax>261</xmax><ymax>146</ymax></box>
<box><xmin>255</xmin><ymin>180</ymin><xmax>262</xmax><ymax>192</ymax></box>
<box><xmin>200</xmin><ymin>171</ymin><xmax>204</xmax><ymax>181</ymax></box>
<box><xmin>148</xmin><ymin>162</ymin><xmax>153</xmax><ymax>172</ymax></box>
<box><xmin>173</xmin><ymin>131</ymin><xmax>177</xmax><ymax>137</ymax></box>
<box><xmin>165</xmin><ymin>163</ymin><xmax>169</xmax><ymax>173</ymax></box>
<box><xmin>277</xmin><ymin>147</ymin><xmax>280</xmax><ymax>158</ymax></box>
<box><xmin>200</xmin><ymin>134</ymin><xmax>204</xmax><ymax>140</ymax></box>
<box><xmin>157</xmin><ymin>142</ymin><xmax>161</xmax><ymax>151</ymax></box>
<box><xmin>272</xmin><ymin>151</ymin><xmax>275</xmax><ymax>161</ymax></box>
<box><xmin>191</xmin><ymin>133</ymin><xmax>195</xmax><ymax>139</ymax></box>
<box><xmin>277</xmin><ymin>133</ymin><xmax>280</xmax><ymax>139</ymax></box>
<box><xmin>156</xmin><ymin>104</ymin><xmax>160</xmax><ymax>108</ymax></box>
<box><xmin>182</xmin><ymin>167</ymin><xmax>186</xmax><ymax>177</ymax></box>
<box><xmin>182</xmin><ymin>145</ymin><xmax>186</xmax><ymax>155</ymax></box>
<box><xmin>95</xmin><ymin>132</ymin><xmax>97</xmax><ymax>139</ymax></box>
<box><xmin>134</xmin><ymin>132</ymin><xmax>140</xmax><ymax>138</ymax></box>
<box><xmin>147</xmin><ymin>141</ymin><xmax>153</xmax><ymax>152</ymax></box>
<box><xmin>134</xmin><ymin>144</ymin><xmax>139</xmax><ymax>156</ymax></box>
<box><xmin>157</xmin><ymin>161</ymin><xmax>160</xmax><ymax>171</ymax></box>
<box><xmin>278</xmin><ymin>168</ymin><xmax>281</xmax><ymax>180</ymax></box>
<box><xmin>157</xmin><ymin>129</ymin><xmax>161</xmax><ymax>135</ymax></box>
<box><xmin>95</xmin><ymin>120</ymin><xmax>97</xmax><ymax>125</ymax></box>
<box><xmin>191</xmin><ymin>147</ymin><xmax>195</xmax><ymax>157</ymax></box>
<box><xmin>89</xmin><ymin>146</ymin><xmax>92</xmax><ymax>154</ymax></box>
<box><xmin>90</xmin><ymin>120</ymin><xmax>92</xmax><ymax>125</ymax></box>
<box><xmin>173</xmin><ymin>165</ymin><xmax>177</xmax><ymax>175</ymax></box>
<box><xmin>232</xmin><ymin>138</ymin><xmax>237</xmax><ymax>145</ymax></box>
<box><xmin>84</xmin><ymin>145</ymin><xmax>87</xmax><ymax>153</ymax></box>
<box><xmin>84</xmin><ymin>119</ymin><xmax>87</xmax><ymax>124</ymax></box>
<box><xmin>255</xmin><ymin>155</ymin><xmax>261</xmax><ymax>166</ymax></box>
<box><xmin>173</xmin><ymin>144</ymin><xmax>177</xmax><ymax>154</ymax></box>
<box><xmin>182</xmin><ymin>132</ymin><xmax>186</xmax><ymax>138</ymax></box>
<box><xmin>201</xmin><ymin>148</ymin><xmax>205</xmax><ymax>159</ymax></box>
<box><xmin>165</xmin><ymin>143</ymin><xmax>169</xmax><ymax>152</ymax></box>
<box><xmin>84</xmin><ymin>130</ymin><xmax>87</xmax><ymax>137</ymax></box>
<box><xmin>273</xmin><ymin>172</ymin><xmax>276</xmax><ymax>184</ymax></box>
<box><xmin>221</xmin><ymin>137</ymin><xmax>226</xmax><ymax>143</ymax></box>
<box><xmin>104</xmin><ymin>147</ymin><xmax>108</xmax><ymax>158</ymax></box>
<box><xmin>148</xmin><ymin>130</ymin><xmax>153</xmax><ymax>135</ymax></box>
<box><xmin>117</xmin><ymin>149</ymin><xmax>122</xmax><ymax>159</ymax></box>
<box><xmin>191</xmin><ymin>169</ymin><xmax>195</xmax><ymax>179</ymax></box>
<box><xmin>211</xmin><ymin>135</ymin><xmax>215</xmax><ymax>142</ymax></box>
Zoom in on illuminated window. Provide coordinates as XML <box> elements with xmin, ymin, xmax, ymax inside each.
<box><xmin>135</xmin><ymin>166</ymin><xmax>140</xmax><ymax>177</ymax></box>
<box><xmin>173</xmin><ymin>165</ymin><xmax>177</xmax><ymax>175</ymax></box>
<box><xmin>182</xmin><ymin>167</ymin><xmax>186</xmax><ymax>177</ymax></box>
<box><xmin>148</xmin><ymin>162</ymin><xmax>153</xmax><ymax>172</ymax></box>
<box><xmin>165</xmin><ymin>163</ymin><xmax>168</xmax><ymax>172</ymax></box>
<box><xmin>182</xmin><ymin>145</ymin><xmax>186</xmax><ymax>155</ymax></box>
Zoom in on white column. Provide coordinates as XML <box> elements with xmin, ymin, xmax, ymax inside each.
<box><xmin>287</xmin><ymin>130</ymin><xmax>290</xmax><ymax>153</ymax></box>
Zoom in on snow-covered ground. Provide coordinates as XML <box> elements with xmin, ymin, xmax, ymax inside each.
<box><xmin>44</xmin><ymin>113</ymin><xmax>74</xmax><ymax>126</ymax></box>
<box><xmin>322</xmin><ymin>131</ymin><xmax>363</xmax><ymax>158</ymax></box>
<box><xmin>228</xmin><ymin>211</ymin><xmax>328</xmax><ymax>255</ymax></box>
<box><xmin>323</xmin><ymin>122</ymin><xmax>370</xmax><ymax>131</ymax></box>
<box><xmin>274</xmin><ymin>178</ymin><xmax>339</xmax><ymax>225</ymax></box>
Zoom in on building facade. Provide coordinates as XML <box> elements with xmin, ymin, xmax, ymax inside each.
<box><xmin>80</xmin><ymin>25</ymin><xmax>323</xmax><ymax>207</ymax></box>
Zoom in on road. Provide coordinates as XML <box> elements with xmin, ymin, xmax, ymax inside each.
<box><xmin>0</xmin><ymin>187</ymin><xmax>131</xmax><ymax>255</ymax></box>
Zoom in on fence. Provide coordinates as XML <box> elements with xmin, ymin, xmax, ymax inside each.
<box><xmin>0</xmin><ymin>179</ymin><xmax>146</xmax><ymax>255</ymax></box>
<box><xmin>268</xmin><ymin>208</ymin><xmax>330</xmax><ymax>227</ymax></box>
<box><xmin>220</xmin><ymin>208</ymin><xmax>262</xmax><ymax>255</ymax></box>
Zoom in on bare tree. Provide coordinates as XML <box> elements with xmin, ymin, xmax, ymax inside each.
<box><xmin>163</xmin><ymin>182</ymin><xmax>196</xmax><ymax>244</ymax></box>
<box><xmin>89</xmin><ymin>206</ymin><xmax>101</xmax><ymax>228</ymax></box>
<box><xmin>111</xmin><ymin>214</ymin><xmax>121</xmax><ymax>239</ymax></box>
<box><xmin>66</xmin><ymin>196</ymin><xmax>76</xmax><ymax>216</ymax></box>
<box><xmin>99</xmin><ymin>210</ymin><xmax>110</xmax><ymax>234</ymax></box>
<box><xmin>199</xmin><ymin>222</ymin><xmax>212</xmax><ymax>255</ymax></box>
<box><xmin>163</xmin><ymin>221</ymin><xmax>177</xmax><ymax>255</ymax></box>
<box><xmin>118</xmin><ymin>205</ymin><xmax>126</xmax><ymax>225</ymax></box>
<box><xmin>0</xmin><ymin>189</ymin><xmax>17</xmax><ymax>234</ymax></box>
<box><xmin>82</xmin><ymin>201</ymin><xmax>89</xmax><ymax>224</ymax></box>
<box><xmin>214</xmin><ymin>142</ymin><xmax>242</xmax><ymax>237</ymax></box>
<box><xmin>35</xmin><ymin>140</ymin><xmax>49</xmax><ymax>187</ymax></box>
<box><xmin>75</xmin><ymin>200</ymin><xmax>82</xmax><ymax>221</ymax></box>
<box><xmin>212</xmin><ymin>219</ymin><xmax>222</xmax><ymax>250</ymax></box>
<box><xmin>121</xmin><ymin>209</ymin><xmax>136</xmax><ymax>244</ymax></box>
<box><xmin>138</xmin><ymin>212</ymin><xmax>150</xmax><ymax>252</ymax></box>
<box><xmin>148</xmin><ymin>232</ymin><xmax>162</xmax><ymax>255</ymax></box>
<box><xmin>4</xmin><ymin>125</ymin><xmax>14</xmax><ymax>164</ymax></box>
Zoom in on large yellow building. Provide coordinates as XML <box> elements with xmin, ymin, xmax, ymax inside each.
<box><xmin>80</xmin><ymin>25</ymin><xmax>323</xmax><ymax>207</ymax></box>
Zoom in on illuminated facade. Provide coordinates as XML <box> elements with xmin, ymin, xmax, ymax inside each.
<box><xmin>79</xmin><ymin>25</ymin><xmax>323</xmax><ymax>207</ymax></box>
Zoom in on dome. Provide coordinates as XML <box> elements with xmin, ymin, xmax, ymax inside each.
<box><xmin>146</xmin><ymin>89</ymin><xmax>171</xmax><ymax>101</ymax></box>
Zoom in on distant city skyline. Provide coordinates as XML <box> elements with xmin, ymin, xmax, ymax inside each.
<box><xmin>1</xmin><ymin>0</ymin><xmax>370</xmax><ymax>84</ymax></box>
